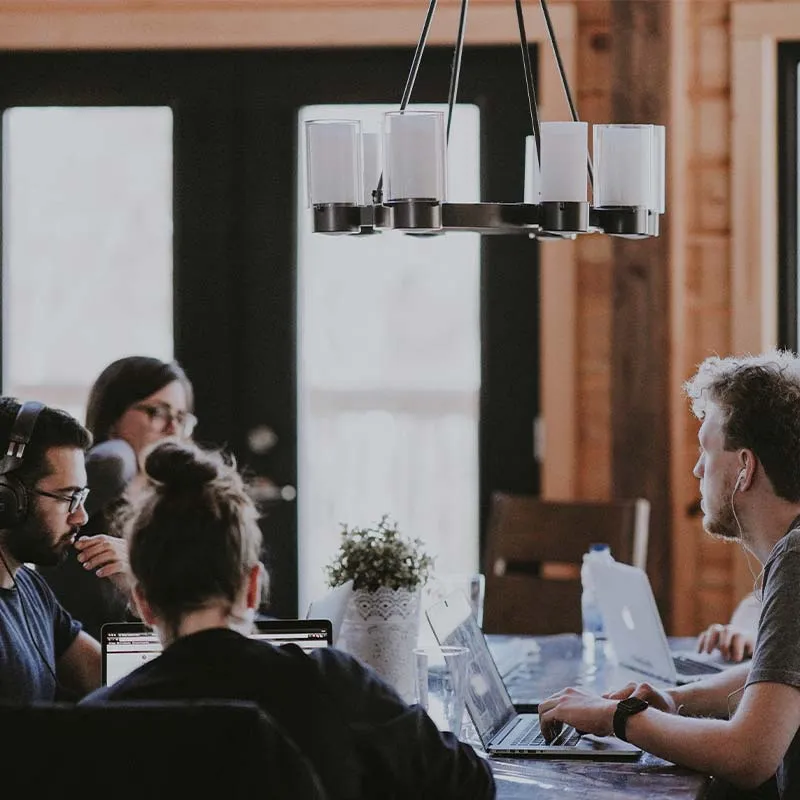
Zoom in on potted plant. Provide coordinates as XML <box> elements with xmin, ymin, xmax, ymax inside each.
<box><xmin>326</xmin><ymin>515</ymin><xmax>433</xmax><ymax>701</ymax></box>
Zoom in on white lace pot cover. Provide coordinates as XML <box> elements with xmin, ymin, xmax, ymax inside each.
<box><xmin>338</xmin><ymin>586</ymin><xmax>421</xmax><ymax>703</ymax></box>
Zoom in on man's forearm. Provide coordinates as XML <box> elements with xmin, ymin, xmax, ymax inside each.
<box><xmin>667</xmin><ymin>662</ymin><xmax>750</xmax><ymax>719</ymax></box>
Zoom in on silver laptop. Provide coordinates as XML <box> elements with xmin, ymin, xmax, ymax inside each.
<box><xmin>101</xmin><ymin>619</ymin><xmax>332</xmax><ymax>686</ymax></box>
<box><xmin>426</xmin><ymin>591</ymin><xmax>641</xmax><ymax>759</ymax></box>
<box><xmin>589</xmin><ymin>560</ymin><xmax>735</xmax><ymax>685</ymax></box>
<box><xmin>306</xmin><ymin>579</ymin><xmax>353</xmax><ymax>646</ymax></box>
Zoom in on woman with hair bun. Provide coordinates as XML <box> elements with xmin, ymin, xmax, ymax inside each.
<box><xmin>40</xmin><ymin>356</ymin><xmax>196</xmax><ymax>640</ymax></box>
<box><xmin>81</xmin><ymin>440</ymin><xmax>494</xmax><ymax>800</ymax></box>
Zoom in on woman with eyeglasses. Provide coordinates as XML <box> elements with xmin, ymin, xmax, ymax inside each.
<box><xmin>40</xmin><ymin>356</ymin><xmax>196</xmax><ymax>640</ymax></box>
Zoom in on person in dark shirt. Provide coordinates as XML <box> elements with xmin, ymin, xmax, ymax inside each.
<box><xmin>80</xmin><ymin>439</ymin><xmax>494</xmax><ymax>800</ymax></box>
<box><xmin>40</xmin><ymin>356</ymin><xmax>195</xmax><ymax>639</ymax></box>
<box><xmin>0</xmin><ymin>397</ymin><xmax>101</xmax><ymax>701</ymax></box>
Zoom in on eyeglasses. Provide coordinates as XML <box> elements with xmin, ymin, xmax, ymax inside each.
<box><xmin>132</xmin><ymin>404</ymin><xmax>198</xmax><ymax>437</ymax></box>
<box><xmin>29</xmin><ymin>486</ymin><xmax>90</xmax><ymax>514</ymax></box>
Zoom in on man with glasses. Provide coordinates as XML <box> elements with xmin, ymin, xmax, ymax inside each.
<box><xmin>0</xmin><ymin>397</ymin><xmax>104</xmax><ymax>701</ymax></box>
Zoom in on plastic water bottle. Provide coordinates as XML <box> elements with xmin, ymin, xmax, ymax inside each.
<box><xmin>581</xmin><ymin>543</ymin><xmax>614</xmax><ymax>654</ymax></box>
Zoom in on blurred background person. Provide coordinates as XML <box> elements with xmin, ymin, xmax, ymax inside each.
<box><xmin>40</xmin><ymin>356</ymin><xmax>195</xmax><ymax>639</ymax></box>
<box><xmin>696</xmin><ymin>591</ymin><xmax>759</xmax><ymax>663</ymax></box>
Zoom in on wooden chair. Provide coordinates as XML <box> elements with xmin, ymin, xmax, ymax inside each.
<box><xmin>482</xmin><ymin>492</ymin><xmax>650</xmax><ymax>635</ymax></box>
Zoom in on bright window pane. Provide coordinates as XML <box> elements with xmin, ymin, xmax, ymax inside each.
<box><xmin>297</xmin><ymin>104</ymin><xmax>481</xmax><ymax>610</ymax></box>
<box><xmin>2</xmin><ymin>107</ymin><xmax>173</xmax><ymax>421</ymax></box>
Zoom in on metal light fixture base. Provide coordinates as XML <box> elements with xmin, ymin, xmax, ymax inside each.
<box><xmin>591</xmin><ymin>206</ymin><xmax>651</xmax><ymax>238</ymax></box>
<box><xmin>540</xmin><ymin>201</ymin><xmax>589</xmax><ymax>234</ymax></box>
<box><xmin>388</xmin><ymin>199</ymin><xmax>442</xmax><ymax>232</ymax></box>
<box><xmin>312</xmin><ymin>204</ymin><xmax>363</xmax><ymax>235</ymax></box>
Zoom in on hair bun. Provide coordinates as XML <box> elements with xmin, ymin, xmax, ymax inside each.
<box><xmin>144</xmin><ymin>440</ymin><xmax>217</xmax><ymax>490</ymax></box>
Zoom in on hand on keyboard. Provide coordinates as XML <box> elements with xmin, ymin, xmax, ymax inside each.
<box><xmin>537</xmin><ymin>687</ymin><xmax>617</xmax><ymax>743</ymax></box>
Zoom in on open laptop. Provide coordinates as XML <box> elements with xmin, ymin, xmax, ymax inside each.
<box><xmin>426</xmin><ymin>591</ymin><xmax>641</xmax><ymax>759</ymax></box>
<box><xmin>101</xmin><ymin>619</ymin><xmax>332</xmax><ymax>686</ymax></box>
<box><xmin>589</xmin><ymin>559</ymin><xmax>740</xmax><ymax>685</ymax></box>
<box><xmin>306</xmin><ymin>579</ymin><xmax>353</xmax><ymax>646</ymax></box>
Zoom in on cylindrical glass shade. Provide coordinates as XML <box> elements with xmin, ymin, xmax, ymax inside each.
<box><xmin>651</xmin><ymin>125</ymin><xmax>666</xmax><ymax>213</ymax></box>
<box><xmin>524</xmin><ymin>135</ymin><xmax>542</xmax><ymax>203</ymax></box>
<box><xmin>362</xmin><ymin>132</ymin><xmax>381</xmax><ymax>204</ymax></box>
<box><xmin>593</xmin><ymin>124</ymin><xmax>652</xmax><ymax>207</ymax></box>
<box><xmin>540</xmin><ymin>121</ymin><xmax>588</xmax><ymax>203</ymax></box>
<box><xmin>305</xmin><ymin>119</ymin><xmax>363</xmax><ymax>206</ymax></box>
<box><xmin>383</xmin><ymin>110</ymin><xmax>446</xmax><ymax>203</ymax></box>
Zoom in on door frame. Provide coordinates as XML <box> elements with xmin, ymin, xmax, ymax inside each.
<box><xmin>0</xmin><ymin>0</ymin><xmax>579</xmax><ymax>501</ymax></box>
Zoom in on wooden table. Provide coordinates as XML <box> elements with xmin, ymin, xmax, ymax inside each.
<box><xmin>482</xmin><ymin>634</ymin><xmax>711</xmax><ymax>799</ymax></box>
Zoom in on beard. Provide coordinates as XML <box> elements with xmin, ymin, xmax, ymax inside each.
<box><xmin>702</xmin><ymin>473</ymin><xmax>742</xmax><ymax>542</ymax></box>
<box><xmin>3</xmin><ymin>503</ymin><xmax>76</xmax><ymax>567</ymax></box>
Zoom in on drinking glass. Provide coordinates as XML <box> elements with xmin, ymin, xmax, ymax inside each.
<box><xmin>413</xmin><ymin>645</ymin><xmax>469</xmax><ymax>738</ymax></box>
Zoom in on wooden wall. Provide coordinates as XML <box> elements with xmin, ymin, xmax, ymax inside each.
<box><xmin>0</xmin><ymin>0</ymin><xmax>794</xmax><ymax>633</ymax></box>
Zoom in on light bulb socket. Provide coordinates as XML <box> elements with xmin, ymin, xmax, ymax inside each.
<box><xmin>540</xmin><ymin>201</ymin><xmax>589</xmax><ymax>234</ymax></box>
<box><xmin>312</xmin><ymin>203</ymin><xmax>363</xmax><ymax>234</ymax></box>
<box><xmin>388</xmin><ymin>199</ymin><xmax>442</xmax><ymax>232</ymax></box>
<box><xmin>590</xmin><ymin>206</ymin><xmax>650</xmax><ymax>237</ymax></box>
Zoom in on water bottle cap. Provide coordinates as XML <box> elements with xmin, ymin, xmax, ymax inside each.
<box><xmin>589</xmin><ymin>543</ymin><xmax>610</xmax><ymax>553</ymax></box>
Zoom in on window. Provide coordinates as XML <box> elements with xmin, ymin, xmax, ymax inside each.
<box><xmin>2</xmin><ymin>106</ymin><xmax>173</xmax><ymax>420</ymax></box>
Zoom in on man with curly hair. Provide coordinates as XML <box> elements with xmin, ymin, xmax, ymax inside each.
<box><xmin>537</xmin><ymin>350</ymin><xmax>800</xmax><ymax>798</ymax></box>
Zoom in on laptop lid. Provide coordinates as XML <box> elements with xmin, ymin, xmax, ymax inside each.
<box><xmin>425</xmin><ymin>590</ymin><xmax>517</xmax><ymax>748</ymax></box>
<box><xmin>588</xmin><ymin>560</ymin><xmax>678</xmax><ymax>683</ymax></box>
<box><xmin>101</xmin><ymin>618</ymin><xmax>333</xmax><ymax>686</ymax></box>
<box><xmin>306</xmin><ymin>579</ymin><xmax>353</xmax><ymax>646</ymax></box>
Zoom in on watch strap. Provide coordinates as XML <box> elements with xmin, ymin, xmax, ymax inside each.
<box><xmin>613</xmin><ymin>698</ymin><xmax>649</xmax><ymax>742</ymax></box>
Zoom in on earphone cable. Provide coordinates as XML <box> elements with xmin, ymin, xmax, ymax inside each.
<box><xmin>0</xmin><ymin>545</ymin><xmax>61</xmax><ymax>687</ymax></box>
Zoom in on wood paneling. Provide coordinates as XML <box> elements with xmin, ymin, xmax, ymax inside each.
<box><xmin>610</xmin><ymin>0</ymin><xmax>672</xmax><ymax>622</ymax></box>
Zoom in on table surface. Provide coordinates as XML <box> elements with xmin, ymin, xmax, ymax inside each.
<box><xmin>482</xmin><ymin>634</ymin><xmax>711</xmax><ymax>800</ymax></box>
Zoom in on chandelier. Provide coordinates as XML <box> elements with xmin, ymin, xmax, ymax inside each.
<box><xmin>304</xmin><ymin>0</ymin><xmax>665</xmax><ymax>239</ymax></box>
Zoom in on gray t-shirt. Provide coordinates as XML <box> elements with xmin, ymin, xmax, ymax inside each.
<box><xmin>746</xmin><ymin>526</ymin><xmax>800</xmax><ymax>797</ymax></box>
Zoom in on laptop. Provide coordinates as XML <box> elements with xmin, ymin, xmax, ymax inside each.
<box><xmin>426</xmin><ymin>591</ymin><xmax>641</xmax><ymax>759</ymax></box>
<box><xmin>101</xmin><ymin>618</ymin><xmax>333</xmax><ymax>686</ymax></box>
<box><xmin>306</xmin><ymin>579</ymin><xmax>353</xmax><ymax>646</ymax></box>
<box><xmin>589</xmin><ymin>559</ymin><xmax>738</xmax><ymax>685</ymax></box>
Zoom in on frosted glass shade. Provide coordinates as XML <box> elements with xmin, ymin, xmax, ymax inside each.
<box><xmin>524</xmin><ymin>135</ymin><xmax>542</xmax><ymax>203</ymax></box>
<box><xmin>383</xmin><ymin>111</ymin><xmax>446</xmax><ymax>203</ymax></box>
<box><xmin>593</xmin><ymin>124</ymin><xmax>653</xmax><ymax>207</ymax></box>
<box><xmin>362</xmin><ymin>132</ymin><xmax>381</xmax><ymax>204</ymax></box>
<box><xmin>540</xmin><ymin>121</ymin><xmax>588</xmax><ymax>203</ymax></box>
<box><xmin>305</xmin><ymin>119</ymin><xmax>363</xmax><ymax>206</ymax></box>
<box><xmin>651</xmin><ymin>125</ymin><xmax>666</xmax><ymax>213</ymax></box>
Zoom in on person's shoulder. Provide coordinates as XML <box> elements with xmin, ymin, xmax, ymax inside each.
<box><xmin>307</xmin><ymin>647</ymin><xmax>405</xmax><ymax>700</ymax></box>
<box><xmin>17</xmin><ymin>565</ymin><xmax>56</xmax><ymax>597</ymax></box>
<box><xmin>771</xmin><ymin>526</ymin><xmax>800</xmax><ymax>560</ymax></box>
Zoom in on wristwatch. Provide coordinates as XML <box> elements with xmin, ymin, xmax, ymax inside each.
<box><xmin>613</xmin><ymin>697</ymin><xmax>649</xmax><ymax>742</ymax></box>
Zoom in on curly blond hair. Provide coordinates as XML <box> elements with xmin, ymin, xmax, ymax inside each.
<box><xmin>683</xmin><ymin>349</ymin><xmax>800</xmax><ymax>501</ymax></box>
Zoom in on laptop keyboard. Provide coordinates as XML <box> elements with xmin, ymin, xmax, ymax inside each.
<box><xmin>512</xmin><ymin>718</ymin><xmax>581</xmax><ymax>748</ymax></box>
<box><xmin>672</xmin><ymin>655</ymin><xmax>724</xmax><ymax>676</ymax></box>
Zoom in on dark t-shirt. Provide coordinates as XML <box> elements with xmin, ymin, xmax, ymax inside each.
<box><xmin>81</xmin><ymin>628</ymin><xmax>495</xmax><ymax>800</ymax></box>
<box><xmin>746</xmin><ymin>526</ymin><xmax>800</xmax><ymax>799</ymax></box>
<box><xmin>0</xmin><ymin>566</ymin><xmax>82</xmax><ymax>701</ymax></box>
<box><xmin>39</xmin><ymin>439</ymin><xmax>137</xmax><ymax>640</ymax></box>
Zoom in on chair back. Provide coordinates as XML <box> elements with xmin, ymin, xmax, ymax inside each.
<box><xmin>483</xmin><ymin>492</ymin><xmax>650</xmax><ymax>635</ymax></box>
<box><xmin>0</xmin><ymin>699</ymin><xmax>327</xmax><ymax>799</ymax></box>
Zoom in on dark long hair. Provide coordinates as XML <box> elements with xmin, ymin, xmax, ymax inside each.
<box><xmin>86</xmin><ymin>357</ymin><xmax>194</xmax><ymax>444</ymax></box>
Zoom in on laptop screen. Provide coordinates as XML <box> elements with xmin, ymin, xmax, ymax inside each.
<box><xmin>426</xmin><ymin>591</ymin><xmax>516</xmax><ymax>745</ymax></box>
<box><xmin>101</xmin><ymin>619</ymin><xmax>332</xmax><ymax>686</ymax></box>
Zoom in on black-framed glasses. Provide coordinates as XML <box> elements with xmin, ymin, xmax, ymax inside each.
<box><xmin>132</xmin><ymin>404</ymin><xmax>198</xmax><ymax>437</ymax></box>
<box><xmin>29</xmin><ymin>486</ymin><xmax>90</xmax><ymax>514</ymax></box>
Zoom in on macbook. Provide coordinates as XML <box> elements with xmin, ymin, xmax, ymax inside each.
<box><xmin>426</xmin><ymin>591</ymin><xmax>641</xmax><ymax>759</ymax></box>
<box><xmin>306</xmin><ymin>579</ymin><xmax>353</xmax><ymax>646</ymax></box>
<box><xmin>101</xmin><ymin>619</ymin><xmax>332</xmax><ymax>686</ymax></box>
<box><xmin>589</xmin><ymin>559</ymin><xmax>739</xmax><ymax>685</ymax></box>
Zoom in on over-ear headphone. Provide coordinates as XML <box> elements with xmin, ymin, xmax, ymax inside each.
<box><xmin>0</xmin><ymin>401</ymin><xmax>45</xmax><ymax>529</ymax></box>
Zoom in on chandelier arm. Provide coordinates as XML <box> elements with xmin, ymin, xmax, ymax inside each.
<box><xmin>399</xmin><ymin>0</ymin><xmax>440</xmax><ymax>112</ymax></box>
<box><xmin>374</xmin><ymin>0</ymin><xmax>439</xmax><ymax>201</ymax></box>
<box><xmin>514</xmin><ymin>0</ymin><xmax>541</xmax><ymax>167</ymax></box>
<box><xmin>539</xmin><ymin>0</ymin><xmax>594</xmax><ymax>186</ymax></box>
<box><xmin>445</xmin><ymin>0</ymin><xmax>470</xmax><ymax>143</ymax></box>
